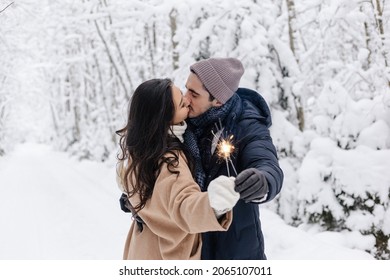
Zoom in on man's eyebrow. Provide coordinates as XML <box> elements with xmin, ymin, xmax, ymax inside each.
<box><xmin>188</xmin><ymin>88</ymin><xmax>200</xmax><ymax>96</ymax></box>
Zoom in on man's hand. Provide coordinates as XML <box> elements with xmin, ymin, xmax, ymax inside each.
<box><xmin>235</xmin><ymin>168</ymin><xmax>268</xmax><ymax>203</ymax></box>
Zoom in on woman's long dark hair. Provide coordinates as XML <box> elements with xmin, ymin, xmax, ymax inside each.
<box><xmin>116</xmin><ymin>78</ymin><xmax>193</xmax><ymax>212</ymax></box>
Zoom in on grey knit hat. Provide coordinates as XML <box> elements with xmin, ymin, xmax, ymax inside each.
<box><xmin>190</xmin><ymin>57</ymin><xmax>244</xmax><ymax>104</ymax></box>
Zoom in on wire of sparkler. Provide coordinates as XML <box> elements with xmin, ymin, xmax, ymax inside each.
<box><xmin>225</xmin><ymin>158</ymin><xmax>230</xmax><ymax>177</ymax></box>
<box><xmin>228</xmin><ymin>158</ymin><xmax>238</xmax><ymax>176</ymax></box>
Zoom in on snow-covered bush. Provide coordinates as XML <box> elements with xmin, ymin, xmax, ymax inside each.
<box><xmin>298</xmin><ymin>80</ymin><xmax>390</xmax><ymax>258</ymax></box>
<box><xmin>266</xmin><ymin>0</ymin><xmax>390</xmax><ymax>259</ymax></box>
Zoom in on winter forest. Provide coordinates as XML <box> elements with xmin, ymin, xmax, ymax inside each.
<box><xmin>1</xmin><ymin>0</ymin><xmax>389</xmax><ymax>259</ymax></box>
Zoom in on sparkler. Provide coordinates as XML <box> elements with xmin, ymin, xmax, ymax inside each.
<box><xmin>216</xmin><ymin>134</ymin><xmax>238</xmax><ymax>177</ymax></box>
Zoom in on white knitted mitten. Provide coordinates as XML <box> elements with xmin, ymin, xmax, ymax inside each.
<box><xmin>208</xmin><ymin>176</ymin><xmax>239</xmax><ymax>218</ymax></box>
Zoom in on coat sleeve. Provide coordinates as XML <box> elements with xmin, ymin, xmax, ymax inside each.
<box><xmin>142</xmin><ymin>152</ymin><xmax>232</xmax><ymax>234</ymax></box>
<box><xmin>237</xmin><ymin>119</ymin><xmax>284</xmax><ymax>202</ymax></box>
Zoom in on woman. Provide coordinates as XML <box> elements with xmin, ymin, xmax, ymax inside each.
<box><xmin>116</xmin><ymin>78</ymin><xmax>239</xmax><ymax>260</ymax></box>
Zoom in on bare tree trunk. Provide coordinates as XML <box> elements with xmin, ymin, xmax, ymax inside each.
<box><xmin>271</xmin><ymin>45</ymin><xmax>305</xmax><ymax>131</ymax></box>
<box><xmin>153</xmin><ymin>22</ymin><xmax>157</xmax><ymax>49</ymax></box>
<box><xmin>73</xmin><ymin>104</ymin><xmax>81</xmax><ymax>144</ymax></box>
<box><xmin>145</xmin><ymin>23</ymin><xmax>156</xmax><ymax>77</ymax></box>
<box><xmin>285</xmin><ymin>0</ymin><xmax>305</xmax><ymax>131</ymax></box>
<box><xmin>49</xmin><ymin>101</ymin><xmax>60</xmax><ymax>138</ymax></box>
<box><xmin>371</xmin><ymin>0</ymin><xmax>390</xmax><ymax>86</ymax></box>
<box><xmin>0</xmin><ymin>104</ymin><xmax>6</xmax><ymax>148</ymax></box>
<box><xmin>363</xmin><ymin>17</ymin><xmax>372</xmax><ymax>68</ymax></box>
<box><xmin>374</xmin><ymin>0</ymin><xmax>388</xmax><ymax>66</ymax></box>
<box><xmin>374</xmin><ymin>0</ymin><xmax>385</xmax><ymax>44</ymax></box>
<box><xmin>0</xmin><ymin>99</ymin><xmax>7</xmax><ymax>155</ymax></box>
<box><xmin>111</xmin><ymin>32</ymin><xmax>134</xmax><ymax>92</ymax></box>
<box><xmin>286</xmin><ymin>0</ymin><xmax>299</xmax><ymax>63</ymax></box>
<box><xmin>100</xmin><ymin>0</ymin><xmax>134</xmax><ymax>93</ymax></box>
<box><xmin>94</xmin><ymin>20</ymin><xmax>130</xmax><ymax>98</ymax></box>
<box><xmin>91</xmin><ymin>41</ymin><xmax>117</xmax><ymax>144</ymax></box>
<box><xmin>170</xmin><ymin>8</ymin><xmax>179</xmax><ymax>70</ymax></box>
<box><xmin>293</xmin><ymin>96</ymin><xmax>305</xmax><ymax>131</ymax></box>
<box><xmin>272</xmin><ymin>0</ymin><xmax>305</xmax><ymax>131</ymax></box>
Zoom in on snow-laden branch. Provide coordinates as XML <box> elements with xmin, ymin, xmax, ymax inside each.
<box><xmin>0</xmin><ymin>2</ymin><xmax>13</xmax><ymax>14</ymax></box>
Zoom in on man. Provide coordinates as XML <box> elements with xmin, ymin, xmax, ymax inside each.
<box><xmin>183</xmin><ymin>57</ymin><xmax>284</xmax><ymax>259</ymax></box>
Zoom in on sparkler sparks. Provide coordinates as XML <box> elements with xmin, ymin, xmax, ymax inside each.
<box><xmin>216</xmin><ymin>135</ymin><xmax>237</xmax><ymax>177</ymax></box>
<box><xmin>217</xmin><ymin>135</ymin><xmax>234</xmax><ymax>158</ymax></box>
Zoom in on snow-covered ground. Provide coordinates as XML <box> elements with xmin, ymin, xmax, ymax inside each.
<box><xmin>0</xmin><ymin>143</ymin><xmax>374</xmax><ymax>260</ymax></box>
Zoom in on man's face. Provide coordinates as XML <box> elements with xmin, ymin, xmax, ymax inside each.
<box><xmin>185</xmin><ymin>72</ymin><xmax>220</xmax><ymax>118</ymax></box>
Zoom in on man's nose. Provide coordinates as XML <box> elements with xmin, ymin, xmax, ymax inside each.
<box><xmin>183</xmin><ymin>96</ymin><xmax>190</xmax><ymax>107</ymax></box>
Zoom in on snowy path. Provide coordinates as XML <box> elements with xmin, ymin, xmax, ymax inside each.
<box><xmin>0</xmin><ymin>144</ymin><xmax>128</xmax><ymax>259</ymax></box>
<box><xmin>0</xmin><ymin>144</ymin><xmax>374</xmax><ymax>260</ymax></box>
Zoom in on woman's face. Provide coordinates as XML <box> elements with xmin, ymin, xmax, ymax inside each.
<box><xmin>171</xmin><ymin>84</ymin><xmax>190</xmax><ymax>125</ymax></box>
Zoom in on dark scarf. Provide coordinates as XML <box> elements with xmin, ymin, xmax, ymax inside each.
<box><xmin>183</xmin><ymin>94</ymin><xmax>239</xmax><ymax>190</ymax></box>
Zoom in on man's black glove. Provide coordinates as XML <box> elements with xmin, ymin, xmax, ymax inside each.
<box><xmin>234</xmin><ymin>168</ymin><xmax>269</xmax><ymax>203</ymax></box>
<box><xmin>119</xmin><ymin>193</ymin><xmax>131</xmax><ymax>213</ymax></box>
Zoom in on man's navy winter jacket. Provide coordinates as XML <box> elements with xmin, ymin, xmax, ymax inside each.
<box><xmin>200</xmin><ymin>88</ymin><xmax>284</xmax><ymax>260</ymax></box>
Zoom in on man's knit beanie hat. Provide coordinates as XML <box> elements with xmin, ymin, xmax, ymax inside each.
<box><xmin>190</xmin><ymin>57</ymin><xmax>244</xmax><ymax>104</ymax></box>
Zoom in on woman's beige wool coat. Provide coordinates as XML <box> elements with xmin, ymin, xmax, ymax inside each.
<box><xmin>118</xmin><ymin>152</ymin><xmax>232</xmax><ymax>260</ymax></box>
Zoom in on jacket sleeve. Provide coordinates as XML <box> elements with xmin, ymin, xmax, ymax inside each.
<box><xmin>237</xmin><ymin>119</ymin><xmax>284</xmax><ymax>202</ymax></box>
<box><xmin>142</xmin><ymin>152</ymin><xmax>232</xmax><ymax>234</ymax></box>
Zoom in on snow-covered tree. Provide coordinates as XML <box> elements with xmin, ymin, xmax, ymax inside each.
<box><xmin>290</xmin><ymin>0</ymin><xmax>390</xmax><ymax>259</ymax></box>
<box><xmin>1</xmin><ymin>0</ymin><xmax>389</xmax><ymax>259</ymax></box>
